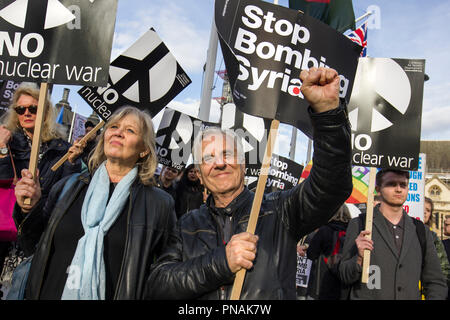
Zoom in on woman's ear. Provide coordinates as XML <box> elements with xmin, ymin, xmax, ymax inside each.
<box><xmin>140</xmin><ymin>149</ymin><xmax>150</xmax><ymax>158</ymax></box>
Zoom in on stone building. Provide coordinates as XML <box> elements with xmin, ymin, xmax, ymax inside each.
<box><xmin>421</xmin><ymin>141</ymin><xmax>450</xmax><ymax>240</ymax></box>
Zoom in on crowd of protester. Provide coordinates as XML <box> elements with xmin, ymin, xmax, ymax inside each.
<box><xmin>0</xmin><ymin>68</ymin><xmax>448</xmax><ymax>300</ymax></box>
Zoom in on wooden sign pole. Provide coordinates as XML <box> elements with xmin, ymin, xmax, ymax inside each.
<box><xmin>361</xmin><ymin>167</ymin><xmax>377</xmax><ymax>283</ymax></box>
<box><xmin>51</xmin><ymin>120</ymin><xmax>105</xmax><ymax>172</ymax></box>
<box><xmin>230</xmin><ymin>119</ymin><xmax>280</xmax><ymax>300</ymax></box>
<box><xmin>24</xmin><ymin>83</ymin><xmax>49</xmax><ymax>205</ymax></box>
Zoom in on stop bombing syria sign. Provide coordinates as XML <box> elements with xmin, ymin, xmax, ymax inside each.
<box><xmin>215</xmin><ymin>0</ymin><xmax>361</xmax><ymax>138</ymax></box>
<box><xmin>0</xmin><ymin>0</ymin><xmax>117</xmax><ymax>86</ymax></box>
<box><xmin>349</xmin><ymin>58</ymin><xmax>425</xmax><ymax>171</ymax></box>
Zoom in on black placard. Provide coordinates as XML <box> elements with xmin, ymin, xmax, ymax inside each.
<box><xmin>247</xmin><ymin>153</ymin><xmax>304</xmax><ymax>192</ymax></box>
<box><xmin>78</xmin><ymin>28</ymin><xmax>191</xmax><ymax>121</ymax></box>
<box><xmin>0</xmin><ymin>0</ymin><xmax>117</xmax><ymax>86</ymax></box>
<box><xmin>348</xmin><ymin>58</ymin><xmax>425</xmax><ymax>170</ymax></box>
<box><xmin>156</xmin><ymin>108</ymin><xmax>219</xmax><ymax>171</ymax></box>
<box><xmin>215</xmin><ymin>0</ymin><xmax>361</xmax><ymax>137</ymax></box>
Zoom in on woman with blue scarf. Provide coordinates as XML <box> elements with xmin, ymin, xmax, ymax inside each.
<box><xmin>13</xmin><ymin>106</ymin><xmax>176</xmax><ymax>300</ymax></box>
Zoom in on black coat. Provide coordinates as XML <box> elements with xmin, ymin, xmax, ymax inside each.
<box><xmin>13</xmin><ymin>170</ymin><xmax>177</xmax><ymax>300</ymax></box>
<box><xmin>174</xmin><ymin>182</ymin><xmax>204</xmax><ymax>218</ymax></box>
<box><xmin>306</xmin><ymin>221</ymin><xmax>348</xmax><ymax>299</ymax></box>
<box><xmin>0</xmin><ymin>131</ymin><xmax>81</xmax><ymax>202</ymax></box>
<box><xmin>145</xmin><ymin>104</ymin><xmax>353</xmax><ymax>300</ymax></box>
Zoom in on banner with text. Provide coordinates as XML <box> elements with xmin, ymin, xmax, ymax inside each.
<box><xmin>0</xmin><ymin>0</ymin><xmax>117</xmax><ymax>86</ymax></box>
<box><xmin>247</xmin><ymin>153</ymin><xmax>304</xmax><ymax>192</ymax></box>
<box><xmin>215</xmin><ymin>0</ymin><xmax>361</xmax><ymax>137</ymax></box>
<box><xmin>78</xmin><ymin>28</ymin><xmax>191</xmax><ymax>121</ymax></box>
<box><xmin>403</xmin><ymin>153</ymin><xmax>426</xmax><ymax>221</ymax></box>
<box><xmin>70</xmin><ymin>113</ymin><xmax>87</xmax><ymax>144</ymax></box>
<box><xmin>296</xmin><ymin>254</ymin><xmax>312</xmax><ymax>288</ymax></box>
<box><xmin>349</xmin><ymin>58</ymin><xmax>425</xmax><ymax>170</ymax></box>
<box><xmin>0</xmin><ymin>79</ymin><xmax>19</xmax><ymax>116</ymax></box>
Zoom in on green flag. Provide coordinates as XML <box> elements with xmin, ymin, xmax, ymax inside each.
<box><xmin>289</xmin><ymin>0</ymin><xmax>355</xmax><ymax>33</ymax></box>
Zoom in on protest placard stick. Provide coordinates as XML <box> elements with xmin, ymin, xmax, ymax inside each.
<box><xmin>50</xmin><ymin>120</ymin><xmax>105</xmax><ymax>172</ymax></box>
<box><xmin>24</xmin><ymin>83</ymin><xmax>49</xmax><ymax>205</ymax></box>
<box><xmin>230</xmin><ymin>119</ymin><xmax>280</xmax><ymax>300</ymax></box>
<box><xmin>361</xmin><ymin>167</ymin><xmax>377</xmax><ymax>283</ymax></box>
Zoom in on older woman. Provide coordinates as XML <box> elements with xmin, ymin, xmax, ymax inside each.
<box><xmin>0</xmin><ymin>85</ymin><xmax>82</xmax><ymax>202</ymax></box>
<box><xmin>13</xmin><ymin>106</ymin><xmax>176</xmax><ymax>300</ymax></box>
<box><xmin>0</xmin><ymin>85</ymin><xmax>81</xmax><ymax>292</ymax></box>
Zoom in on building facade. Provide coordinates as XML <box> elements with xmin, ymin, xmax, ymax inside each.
<box><xmin>421</xmin><ymin>141</ymin><xmax>450</xmax><ymax>240</ymax></box>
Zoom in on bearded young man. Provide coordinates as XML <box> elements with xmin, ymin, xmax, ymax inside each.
<box><xmin>339</xmin><ymin>169</ymin><xmax>448</xmax><ymax>300</ymax></box>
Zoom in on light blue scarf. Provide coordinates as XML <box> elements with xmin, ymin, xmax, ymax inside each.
<box><xmin>61</xmin><ymin>161</ymin><xmax>137</xmax><ymax>300</ymax></box>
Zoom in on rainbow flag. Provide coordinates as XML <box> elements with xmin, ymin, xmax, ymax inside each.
<box><xmin>299</xmin><ymin>162</ymin><xmax>375</xmax><ymax>203</ymax></box>
<box><xmin>347</xmin><ymin>166</ymin><xmax>376</xmax><ymax>204</ymax></box>
<box><xmin>300</xmin><ymin>160</ymin><xmax>313</xmax><ymax>182</ymax></box>
<box><xmin>299</xmin><ymin>160</ymin><xmax>376</xmax><ymax>203</ymax></box>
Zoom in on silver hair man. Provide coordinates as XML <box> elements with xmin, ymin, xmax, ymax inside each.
<box><xmin>192</xmin><ymin>127</ymin><xmax>245</xmax><ymax>169</ymax></box>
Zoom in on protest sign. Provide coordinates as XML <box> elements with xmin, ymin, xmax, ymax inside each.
<box><xmin>404</xmin><ymin>153</ymin><xmax>426</xmax><ymax>221</ymax></box>
<box><xmin>155</xmin><ymin>108</ymin><xmax>219</xmax><ymax>170</ymax></box>
<box><xmin>347</xmin><ymin>166</ymin><xmax>371</xmax><ymax>204</ymax></box>
<box><xmin>78</xmin><ymin>28</ymin><xmax>191</xmax><ymax>121</ymax></box>
<box><xmin>349</xmin><ymin>58</ymin><xmax>425</xmax><ymax>171</ymax></box>
<box><xmin>246</xmin><ymin>153</ymin><xmax>304</xmax><ymax>192</ymax></box>
<box><xmin>0</xmin><ymin>79</ymin><xmax>19</xmax><ymax>116</ymax></box>
<box><xmin>70</xmin><ymin>113</ymin><xmax>87</xmax><ymax>144</ymax></box>
<box><xmin>0</xmin><ymin>0</ymin><xmax>117</xmax><ymax>86</ymax></box>
<box><xmin>215</xmin><ymin>0</ymin><xmax>361</xmax><ymax>137</ymax></box>
<box><xmin>296</xmin><ymin>254</ymin><xmax>312</xmax><ymax>288</ymax></box>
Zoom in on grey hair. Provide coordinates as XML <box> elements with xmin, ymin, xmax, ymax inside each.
<box><xmin>192</xmin><ymin>127</ymin><xmax>245</xmax><ymax>168</ymax></box>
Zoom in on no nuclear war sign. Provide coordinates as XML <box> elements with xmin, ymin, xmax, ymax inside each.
<box><xmin>0</xmin><ymin>0</ymin><xmax>117</xmax><ymax>86</ymax></box>
<box><xmin>78</xmin><ymin>28</ymin><xmax>191</xmax><ymax>121</ymax></box>
<box><xmin>349</xmin><ymin>58</ymin><xmax>425</xmax><ymax>171</ymax></box>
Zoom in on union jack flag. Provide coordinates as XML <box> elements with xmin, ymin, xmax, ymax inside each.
<box><xmin>346</xmin><ymin>21</ymin><xmax>368</xmax><ymax>57</ymax></box>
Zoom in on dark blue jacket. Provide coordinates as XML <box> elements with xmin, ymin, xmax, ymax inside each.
<box><xmin>0</xmin><ymin>131</ymin><xmax>81</xmax><ymax>202</ymax></box>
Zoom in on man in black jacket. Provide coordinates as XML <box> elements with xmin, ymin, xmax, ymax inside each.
<box><xmin>146</xmin><ymin>67</ymin><xmax>353</xmax><ymax>300</ymax></box>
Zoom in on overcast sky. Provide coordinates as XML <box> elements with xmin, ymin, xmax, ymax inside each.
<box><xmin>51</xmin><ymin>0</ymin><xmax>450</xmax><ymax>165</ymax></box>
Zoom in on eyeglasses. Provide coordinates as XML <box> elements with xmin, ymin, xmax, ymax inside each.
<box><xmin>14</xmin><ymin>105</ymin><xmax>38</xmax><ymax>115</ymax></box>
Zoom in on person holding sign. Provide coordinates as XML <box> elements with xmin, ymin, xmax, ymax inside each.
<box><xmin>0</xmin><ymin>85</ymin><xmax>82</xmax><ymax>204</ymax></box>
<box><xmin>339</xmin><ymin>169</ymin><xmax>447</xmax><ymax>300</ymax></box>
<box><xmin>12</xmin><ymin>106</ymin><xmax>176</xmax><ymax>300</ymax></box>
<box><xmin>146</xmin><ymin>67</ymin><xmax>353</xmax><ymax>300</ymax></box>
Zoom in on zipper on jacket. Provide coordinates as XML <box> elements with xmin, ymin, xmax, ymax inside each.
<box><xmin>220</xmin><ymin>286</ymin><xmax>226</xmax><ymax>300</ymax></box>
<box><xmin>113</xmin><ymin>190</ymin><xmax>133</xmax><ymax>300</ymax></box>
<box><xmin>16</xmin><ymin>215</ymin><xmax>27</xmax><ymax>237</ymax></box>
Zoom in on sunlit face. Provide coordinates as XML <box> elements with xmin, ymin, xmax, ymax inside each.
<box><xmin>376</xmin><ymin>172</ymin><xmax>409</xmax><ymax>208</ymax></box>
<box><xmin>198</xmin><ymin>133</ymin><xmax>245</xmax><ymax>196</ymax></box>
<box><xmin>16</xmin><ymin>94</ymin><xmax>38</xmax><ymax>133</ymax></box>
<box><xmin>424</xmin><ymin>201</ymin><xmax>432</xmax><ymax>224</ymax></box>
<box><xmin>103</xmin><ymin>114</ymin><xmax>147</xmax><ymax>166</ymax></box>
